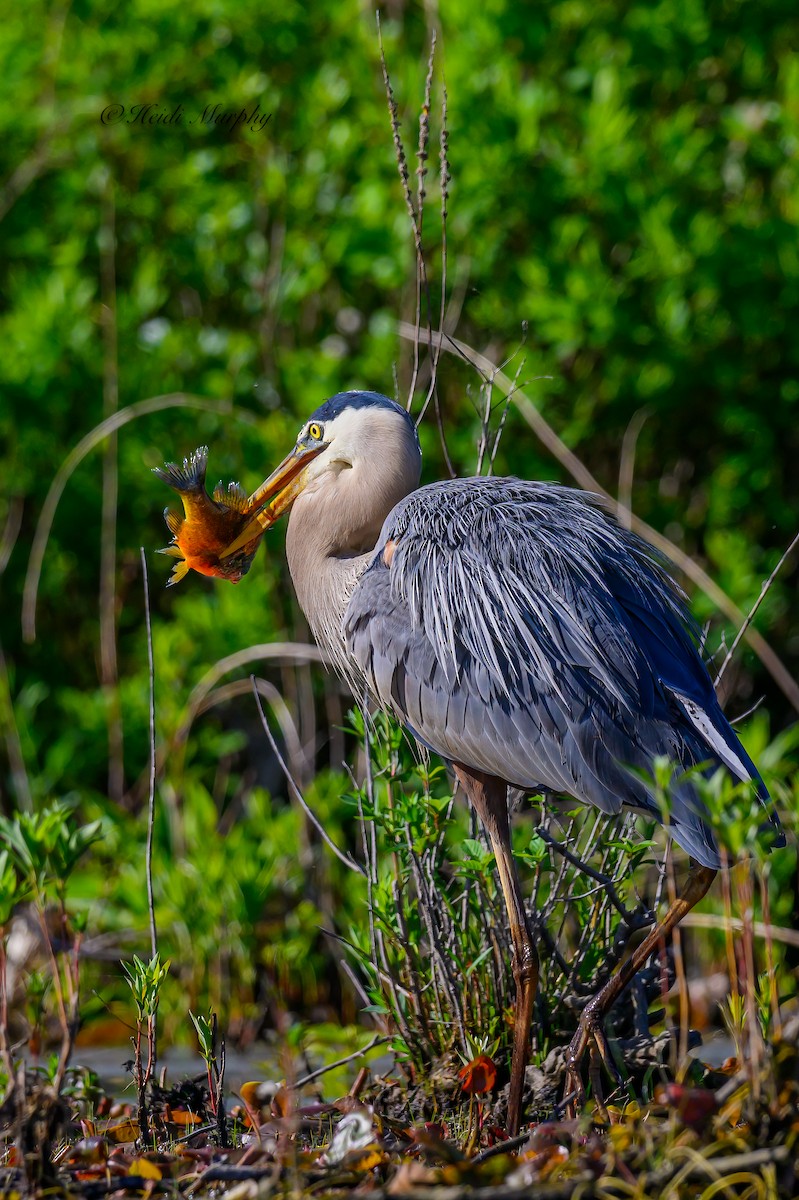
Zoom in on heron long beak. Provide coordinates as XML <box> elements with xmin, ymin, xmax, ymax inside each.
<box><xmin>219</xmin><ymin>442</ymin><xmax>324</xmax><ymax>560</ymax></box>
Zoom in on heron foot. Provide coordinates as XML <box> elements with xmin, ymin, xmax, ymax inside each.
<box><xmin>561</xmin><ymin>1002</ymin><xmax>625</xmax><ymax>1117</ymax></box>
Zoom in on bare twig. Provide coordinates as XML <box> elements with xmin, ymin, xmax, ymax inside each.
<box><xmin>185</xmin><ymin>678</ymin><xmax>307</xmax><ymax>786</ymax></box>
<box><xmin>424</xmin><ymin>81</ymin><xmax>450</xmax><ymax>418</ymax></box>
<box><xmin>413</xmin><ymin>33</ymin><xmax>436</xmax><ymax>411</ymax></box>
<box><xmin>729</xmin><ymin>696</ymin><xmax>766</xmax><ymax>725</ymax></box>
<box><xmin>618</xmin><ymin>406</ymin><xmax>651</xmax><ymax>528</ymax></box>
<box><xmin>488</xmin><ymin>357</ymin><xmax>525</xmax><ymax>477</ymax></box>
<box><xmin>100</xmin><ymin>175</ymin><xmax>124</xmax><ymax>802</ymax></box>
<box><xmin>377</xmin><ymin>13</ymin><xmax>421</xmax><ymax>404</ymax></box>
<box><xmin>714</xmin><ymin>524</ymin><xmax>799</xmax><ymax>686</ymax></box>
<box><xmin>294</xmin><ymin>1033</ymin><xmax>391</xmax><ymax>1088</ymax></box>
<box><xmin>475</xmin><ymin>372</ymin><xmax>495</xmax><ymax>475</ymax></box>
<box><xmin>0</xmin><ymin>640</ymin><xmax>32</xmax><ymax>811</ymax></box>
<box><xmin>0</xmin><ymin>496</ymin><xmax>23</xmax><ymax>576</ymax></box>
<box><xmin>213</xmin><ymin>1016</ymin><xmax>228</xmax><ymax>1148</ymax></box>
<box><xmin>250</xmin><ymin>676</ymin><xmax>364</xmax><ymax>875</ymax></box>
<box><xmin>471</xmin><ymin>1132</ymin><xmax>531</xmax><ymax>1164</ymax></box>
<box><xmin>378</xmin><ymin>21</ymin><xmax>455</xmax><ymax>474</ymax></box>
<box><xmin>535</xmin><ymin>826</ymin><xmax>637</xmax><ymax>923</ymax></box>
<box><xmin>178</xmin><ymin>643</ymin><xmax>326</xmax><ymax>739</ymax></box>
<box><xmin>338</xmin><ymin>958</ymin><xmax>374</xmax><ymax>1012</ymax></box>
<box><xmin>681</xmin><ymin>909</ymin><xmax>799</xmax><ymax>948</ymax></box>
<box><xmin>140</xmin><ymin>549</ymin><xmax>158</xmax><ymax>965</ymax></box>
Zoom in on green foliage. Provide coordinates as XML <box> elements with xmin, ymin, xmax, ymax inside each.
<box><xmin>1</xmin><ymin>0</ymin><xmax>798</xmax><ymax>815</ymax></box>
<box><xmin>341</xmin><ymin>706</ymin><xmax>670</xmax><ymax>1073</ymax></box>
<box><xmin>189</xmin><ymin>1008</ymin><xmax>216</xmax><ymax>1068</ymax></box>
<box><xmin>0</xmin><ymin>0</ymin><xmax>798</xmax><ymax>1075</ymax></box>
<box><xmin>0</xmin><ymin>849</ymin><xmax>31</xmax><ymax>928</ymax></box>
<box><xmin>124</xmin><ymin>953</ymin><xmax>170</xmax><ymax>1023</ymax></box>
<box><xmin>0</xmin><ymin>801</ymin><xmax>102</xmax><ymax>903</ymax></box>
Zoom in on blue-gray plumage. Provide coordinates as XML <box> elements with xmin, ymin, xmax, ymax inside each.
<box><xmin>221</xmin><ymin>389</ymin><xmax>784</xmax><ymax>1132</ymax></box>
<box><xmin>346</xmin><ymin>476</ymin><xmax>783</xmax><ymax>870</ymax></box>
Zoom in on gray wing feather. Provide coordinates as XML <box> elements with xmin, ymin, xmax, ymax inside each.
<box><xmin>343</xmin><ymin>478</ymin><xmax>783</xmax><ymax>869</ymax></box>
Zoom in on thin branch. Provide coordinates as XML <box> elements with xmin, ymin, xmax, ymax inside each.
<box><xmin>377</xmin><ymin>12</ymin><xmax>421</xmax><ymax>405</ymax></box>
<box><xmin>412</xmin><ymin>32</ymin><xmax>436</xmax><ymax>412</ymax></box>
<box><xmin>488</xmin><ymin>357</ymin><xmax>525</xmax><ymax>477</ymax></box>
<box><xmin>378</xmin><ymin>21</ymin><xmax>454</xmax><ymax>474</ymax></box>
<box><xmin>120</xmin><ymin>642</ymin><xmax>328</xmax><ymax>812</ymax></box>
<box><xmin>680</xmin><ymin>910</ymin><xmax>799</xmax><ymax>948</ymax></box>
<box><xmin>100</xmin><ymin>173</ymin><xmax>124</xmax><ymax>803</ymax></box>
<box><xmin>0</xmin><ymin>496</ymin><xmax>23</xmax><ymax>576</ymax></box>
<box><xmin>617</xmin><ymin>406</ymin><xmax>651</xmax><ymax>529</ymax></box>
<box><xmin>250</xmin><ymin>676</ymin><xmax>364</xmax><ymax>875</ymax></box>
<box><xmin>189</xmin><ymin>677</ymin><xmax>307</xmax><ymax>785</ymax></box>
<box><xmin>140</xmin><ymin>549</ymin><xmax>158</xmax><ymax>964</ymax></box>
<box><xmin>714</xmin><ymin>524</ymin><xmax>799</xmax><ymax>686</ymax></box>
<box><xmin>178</xmin><ymin>643</ymin><xmax>326</xmax><ymax>739</ymax></box>
<box><xmin>338</xmin><ymin>958</ymin><xmax>374</xmax><ymax>1012</ymax></box>
<box><xmin>535</xmin><ymin>825</ymin><xmax>637</xmax><ymax>923</ymax></box>
<box><xmin>293</xmin><ymin>1034</ymin><xmax>391</xmax><ymax>1089</ymax></box>
<box><xmin>475</xmin><ymin>372</ymin><xmax>495</xmax><ymax>475</ymax></box>
<box><xmin>0</xmin><ymin>640</ymin><xmax>32</xmax><ymax>812</ymax></box>
<box><xmin>424</xmin><ymin>80</ymin><xmax>449</xmax><ymax>418</ymax></box>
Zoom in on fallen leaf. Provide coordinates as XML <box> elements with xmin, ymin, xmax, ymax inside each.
<box><xmin>129</xmin><ymin>1157</ymin><xmax>163</xmax><ymax>1180</ymax></box>
<box><xmin>103</xmin><ymin>1118</ymin><xmax>140</xmax><ymax>1144</ymax></box>
<box><xmin>658</xmin><ymin>1083</ymin><xmax>718</xmax><ymax>1130</ymax></box>
<box><xmin>387</xmin><ymin>1160</ymin><xmax>441</xmax><ymax>1192</ymax></box>
<box><xmin>164</xmin><ymin>1106</ymin><xmax>202</xmax><ymax>1127</ymax></box>
<box><xmin>63</xmin><ymin>1137</ymin><xmax>109</xmax><ymax>1165</ymax></box>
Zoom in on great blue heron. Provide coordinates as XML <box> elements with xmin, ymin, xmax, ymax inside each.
<box><xmin>219</xmin><ymin>390</ymin><xmax>784</xmax><ymax>1133</ymax></box>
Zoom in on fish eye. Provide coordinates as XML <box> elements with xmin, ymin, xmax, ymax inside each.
<box><xmin>308</xmin><ymin>422</ymin><xmax>324</xmax><ymax>441</ymax></box>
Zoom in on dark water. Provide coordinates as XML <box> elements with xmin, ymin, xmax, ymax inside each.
<box><xmin>72</xmin><ymin>1033</ymin><xmax>734</xmax><ymax>1104</ymax></box>
<box><xmin>72</xmin><ymin>1043</ymin><xmax>282</xmax><ymax>1101</ymax></box>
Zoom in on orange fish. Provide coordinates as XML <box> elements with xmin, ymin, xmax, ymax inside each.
<box><xmin>153</xmin><ymin>446</ymin><xmax>263</xmax><ymax>585</ymax></box>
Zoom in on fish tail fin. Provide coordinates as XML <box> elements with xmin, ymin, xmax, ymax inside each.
<box><xmin>165</xmin><ymin>559</ymin><xmax>190</xmax><ymax>587</ymax></box>
<box><xmin>152</xmin><ymin>446</ymin><xmax>209</xmax><ymax>493</ymax></box>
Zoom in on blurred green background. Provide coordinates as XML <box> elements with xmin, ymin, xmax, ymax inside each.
<box><xmin>1</xmin><ymin>0</ymin><xmax>798</xmax><ymax>1039</ymax></box>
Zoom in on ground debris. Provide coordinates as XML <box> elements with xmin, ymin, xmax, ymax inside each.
<box><xmin>2</xmin><ymin>1019</ymin><xmax>799</xmax><ymax>1197</ymax></box>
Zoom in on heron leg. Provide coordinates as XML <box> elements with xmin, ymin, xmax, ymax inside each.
<box><xmin>454</xmin><ymin>765</ymin><xmax>539</xmax><ymax>1137</ymax></box>
<box><xmin>563</xmin><ymin>862</ymin><xmax>716</xmax><ymax>1109</ymax></box>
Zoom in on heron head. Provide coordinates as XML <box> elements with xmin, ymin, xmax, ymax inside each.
<box><xmin>220</xmin><ymin>391</ymin><xmax>421</xmax><ymax>560</ymax></box>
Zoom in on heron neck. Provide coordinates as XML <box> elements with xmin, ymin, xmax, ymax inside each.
<box><xmin>285</xmin><ymin>500</ymin><xmax>374</xmax><ymax>676</ymax></box>
<box><xmin>283</xmin><ymin>437</ymin><xmax>421</xmax><ymax>676</ymax></box>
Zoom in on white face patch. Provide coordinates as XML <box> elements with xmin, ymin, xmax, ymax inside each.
<box><xmin>309</xmin><ymin>407</ymin><xmax>412</xmax><ymax>470</ymax></box>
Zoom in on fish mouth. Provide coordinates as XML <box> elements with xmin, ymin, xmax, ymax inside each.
<box><xmin>219</xmin><ymin>442</ymin><xmax>326</xmax><ymax>560</ymax></box>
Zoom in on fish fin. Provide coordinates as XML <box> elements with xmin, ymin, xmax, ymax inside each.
<box><xmin>157</xmin><ymin>545</ymin><xmax>184</xmax><ymax>558</ymax></box>
<box><xmin>152</xmin><ymin>446</ymin><xmax>209</xmax><ymax>493</ymax></box>
<box><xmin>226</xmin><ymin>482</ymin><xmax>249</xmax><ymax>512</ymax></box>
<box><xmin>166</xmin><ymin>560</ymin><xmax>190</xmax><ymax>587</ymax></box>
<box><xmin>212</xmin><ymin>480</ymin><xmax>249</xmax><ymax>512</ymax></box>
<box><xmin>164</xmin><ymin>507</ymin><xmax>183</xmax><ymax>536</ymax></box>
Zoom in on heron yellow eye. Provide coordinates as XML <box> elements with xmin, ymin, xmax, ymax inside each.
<box><xmin>308</xmin><ymin>422</ymin><xmax>323</xmax><ymax>441</ymax></box>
